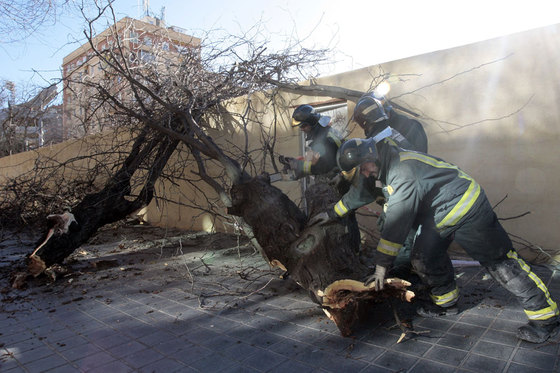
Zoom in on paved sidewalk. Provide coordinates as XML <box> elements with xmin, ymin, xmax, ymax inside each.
<box><xmin>1</xmin><ymin>226</ymin><xmax>559</xmax><ymax>372</ymax></box>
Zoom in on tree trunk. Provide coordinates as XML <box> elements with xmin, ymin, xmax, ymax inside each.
<box><xmin>228</xmin><ymin>174</ymin><xmax>414</xmax><ymax>336</ymax></box>
<box><xmin>27</xmin><ymin>130</ymin><xmax>180</xmax><ymax>276</ymax></box>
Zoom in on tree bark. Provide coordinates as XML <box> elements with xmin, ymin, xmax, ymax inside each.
<box><xmin>228</xmin><ymin>175</ymin><xmax>414</xmax><ymax>336</ymax></box>
<box><xmin>27</xmin><ymin>128</ymin><xmax>180</xmax><ymax>276</ymax></box>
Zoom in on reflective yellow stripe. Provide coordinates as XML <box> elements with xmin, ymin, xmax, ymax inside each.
<box><xmin>399</xmin><ymin>152</ymin><xmax>481</xmax><ymax>229</ymax></box>
<box><xmin>385</xmin><ymin>185</ymin><xmax>394</xmax><ymax>195</ymax></box>
<box><xmin>507</xmin><ymin>250</ymin><xmax>559</xmax><ymax>320</ymax></box>
<box><xmin>431</xmin><ymin>286</ymin><xmax>459</xmax><ymax>306</ymax></box>
<box><xmin>437</xmin><ymin>180</ymin><xmax>481</xmax><ymax>229</ymax></box>
<box><xmin>334</xmin><ymin>200</ymin><xmax>349</xmax><ymax>217</ymax></box>
<box><xmin>376</xmin><ymin>238</ymin><xmax>401</xmax><ymax>257</ymax></box>
<box><xmin>303</xmin><ymin>161</ymin><xmax>312</xmax><ymax>174</ymax></box>
<box><xmin>383</xmin><ymin>137</ymin><xmax>398</xmax><ymax>147</ymax></box>
<box><xmin>525</xmin><ymin>306</ymin><xmax>559</xmax><ymax>320</ymax></box>
<box><xmin>327</xmin><ymin>132</ymin><xmax>342</xmax><ymax>147</ymax></box>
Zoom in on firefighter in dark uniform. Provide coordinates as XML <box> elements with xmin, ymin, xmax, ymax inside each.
<box><xmin>326</xmin><ymin>137</ymin><xmax>560</xmax><ymax>344</ymax></box>
<box><xmin>281</xmin><ymin>104</ymin><xmax>360</xmax><ymax>252</ymax></box>
<box><xmin>327</xmin><ymin>93</ymin><xmax>428</xmax><ymax>272</ymax></box>
<box><xmin>280</xmin><ymin>104</ymin><xmax>342</xmax><ymax>182</ymax></box>
<box><xmin>354</xmin><ymin>92</ymin><xmax>427</xmax><ymax>153</ymax></box>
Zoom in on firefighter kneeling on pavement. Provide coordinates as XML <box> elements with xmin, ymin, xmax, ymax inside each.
<box><xmin>310</xmin><ymin>137</ymin><xmax>560</xmax><ymax>344</ymax></box>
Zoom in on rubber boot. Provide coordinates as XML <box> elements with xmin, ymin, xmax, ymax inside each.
<box><xmin>517</xmin><ymin>317</ymin><xmax>560</xmax><ymax>343</ymax></box>
<box><xmin>416</xmin><ymin>301</ymin><xmax>459</xmax><ymax>318</ymax></box>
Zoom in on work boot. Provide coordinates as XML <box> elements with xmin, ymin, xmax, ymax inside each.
<box><xmin>517</xmin><ymin>318</ymin><xmax>560</xmax><ymax>343</ymax></box>
<box><xmin>416</xmin><ymin>302</ymin><xmax>459</xmax><ymax>318</ymax></box>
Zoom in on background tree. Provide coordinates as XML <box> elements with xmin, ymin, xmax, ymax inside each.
<box><xmin>0</xmin><ymin>0</ymin><xmax>72</xmax><ymax>43</ymax></box>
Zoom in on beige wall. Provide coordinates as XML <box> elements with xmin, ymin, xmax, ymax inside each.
<box><xmin>1</xmin><ymin>24</ymin><xmax>559</xmax><ymax>256</ymax></box>
<box><xmin>317</xmin><ymin>24</ymin><xmax>560</xmax><ymax>253</ymax></box>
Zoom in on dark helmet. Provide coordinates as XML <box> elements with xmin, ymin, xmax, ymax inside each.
<box><xmin>291</xmin><ymin>104</ymin><xmax>331</xmax><ymax>127</ymax></box>
<box><xmin>337</xmin><ymin>138</ymin><xmax>378</xmax><ymax>172</ymax></box>
<box><xmin>352</xmin><ymin>93</ymin><xmax>388</xmax><ymax>129</ymax></box>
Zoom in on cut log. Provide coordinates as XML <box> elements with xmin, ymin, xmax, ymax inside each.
<box><xmin>228</xmin><ymin>174</ymin><xmax>414</xmax><ymax>336</ymax></box>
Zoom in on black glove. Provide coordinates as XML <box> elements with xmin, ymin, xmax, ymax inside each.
<box><xmin>279</xmin><ymin>155</ymin><xmax>297</xmax><ymax>171</ymax></box>
<box><xmin>364</xmin><ymin>265</ymin><xmax>387</xmax><ymax>290</ymax></box>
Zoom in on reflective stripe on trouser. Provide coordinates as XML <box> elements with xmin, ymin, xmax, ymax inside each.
<box><xmin>485</xmin><ymin>250</ymin><xmax>559</xmax><ymax>321</ymax></box>
<box><xmin>431</xmin><ymin>285</ymin><xmax>460</xmax><ymax>307</ymax></box>
<box><xmin>451</xmin><ymin>196</ymin><xmax>559</xmax><ymax>322</ymax></box>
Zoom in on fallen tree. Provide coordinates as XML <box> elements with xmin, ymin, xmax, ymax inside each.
<box><xmin>3</xmin><ymin>2</ymin><xmax>417</xmax><ymax>336</ymax></box>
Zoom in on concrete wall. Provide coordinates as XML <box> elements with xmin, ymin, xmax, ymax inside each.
<box><xmin>1</xmin><ymin>23</ymin><xmax>558</xmax><ymax>257</ymax></box>
<box><xmin>317</xmin><ymin>23</ymin><xmax>560</xmax><ymax>254</ymax></box>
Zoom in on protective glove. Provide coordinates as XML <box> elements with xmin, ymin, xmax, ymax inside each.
<box><xmin>307</xmin><ymin>211</ymin><xmax>333</xmax><ymax>226</ymax></box>
<box><xmin>364</xmin><ymin>265</ymin><xmax>387</xmax><ymax>290</ymax></box>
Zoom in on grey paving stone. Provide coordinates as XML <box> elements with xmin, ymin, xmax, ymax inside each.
<box><xmin>268</xmin><ymin>358</ymin><xmax>316</xmax><ymax>372</ymax></box>
<box><xmin>518</xmin><ymin>338</ymin><xmax>560</xmax><ymax>355</ymax></box>
<box><xmin>2</xmin><ymin>336</ymin><xmax>47</xmax><ymax>354</ymax></box>
<box><xmin>358</xmin><ymin>363</ymin><xmax>395</xmax><ymax>372</ymax></box>
<box><xmin>108</xmin><ymin>340</ymin><xmax>150</xmax><ymax>358</ymax></box>
<box><xmin>0</xmin><ymin>352</ymin><xmax>23</xmax><ymax>371</ymax></box>
<box><xmin>424</xmin><ymin>345</ymin><xmax>468</xmax><ymax>366</ymax></box>
<box><xmin>266</xmin><ymin>339</ymin><xmax>308</xmax><ymax>358</ymax></box>
<box><xmin>73</xmin><ymin>350</ymin><xmax>119</xmax><ymax>371</ymax></box>
<box><xmin>188</xmin><ymin>352</ymin><xmax>241</xmax><ymax>372</ymax></box>
<box><xmin>341</xmin><ymin>341</ymin><xmax>384</xmax><ymax>363</ymax></box>
<box><xmin>512</xmin><ymin>347</ymin><xmax>558</xmax><ymax>371</ymax></box>
<box><xmin>505</xmin><ymin>361</ymin><xmax>554</xmax><ymax>372</ymax></box>
<box><xmin>490</xmin><ymin>317</ymin><xmax>525</xmax><ymax>332</ymax></box>
<box><xmin>408</xmin><ymin>359</ymin><xmax>457</xmax><ymax>373</ymax></box>
<box><xmin>459</xmin><ymin>313</ymin><xmax>496</xmax><ymax>328</ymax></box>
<box><xmin>472</xmin><ymin>339</ymin><xmax>514</xmax><ymax>359</ymax></box>
<box><xmin>168</xmin><ymin>343</ymin><xmax>214</xmax><ymax>365</ymax></box>
<box><xmin>240</xmin><ymin>348</ymin><xmax>287</xmax><ymax>371</ymax></box>
<box><xmin>317</xmin><ymin>334</ymin><xmax>358</xmax><ymax>353</ymax></box>
<box><xmin>461</xmin><ymin>353</ymin><xmax>506</xmax><ymax>373</ymax></box>
<box><xmin>389</xmin><ymin>338</ymin><xmax>432</xmax><ymax>357</ymax></box>
<box><xmin>2</xmin><ymin>366</ymin><xmax>28</xmax><ymax>373</ymax></box>
<box><xmin>480</xmin><ymin>328</ymin><xmax>519</xmax><ymax>346</ymax></box>
<box><xmin>360</xmin><ymin>327</ymin><xmax>402</xmax><ymax>348</ymax></box>
<box><xmin>317</xmin><ymin>354</ymin><xmax>369</xmax><ymax>373</ymax></box>
<box><xmin>136</xmin><ymin>357</ymin><xmax>188</xmax><ymax>373</ymax></box>
<box><xmin>91</xmin><ymin>332</ymin><xmax>133</xmax><ymax>349</ymax></box>
<box><xmin>448</xmin><ymin>321</ymin><xmax>487</xmax><ymax>338</ymax></box>
<box><xmin>372</xmin><ymin>350</ymin><xmax>417</xmax><ymax>372</ymax></box>
<box><xmin>86</xmin><ymin>359</ymin><xmax>134</xmax><ymax>373</ymax></box>
<box><xmin>59</xmin><ymin>342</ymin><xmax>105</xmax><ymax>361</ymax></box>
<box><xmin>20</xmin><ymin>353</ymin><xmax>70</xmax><ymax>372</ymax></box>
<box><xmin>414</xmin><ymin>317</ymin><xmax>454</xmax><ymax>333</ymax></box>
<box><xmin>9</xmin><ymin>345</ymin><xmax>54</xmax><ymax>364</ymax></box>
<box><xmin>183</xmin><ymin>325</ymin><xmax>223</xmax><ymax>344</ymax></box>
<box><xmin>436</xmin><ymin>332</ymin><xmax>477</xmax><ymax>351</ymax></box>
<box><xmin>120</xmin><ymin>347</ymin><xmax>167</xmax><ymax>369</ymax></box>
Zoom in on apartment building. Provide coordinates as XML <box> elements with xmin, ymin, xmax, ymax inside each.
<box><xmin>61</xmin><ymin>15</ymin><xmax>201</xmax><ymax>139</ymax></box>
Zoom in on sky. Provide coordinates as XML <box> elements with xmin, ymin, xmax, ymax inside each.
<box><xmin>2</xmin><ymin>0</ymin><xmax>560</xmax><ymax>93</ymax></box>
